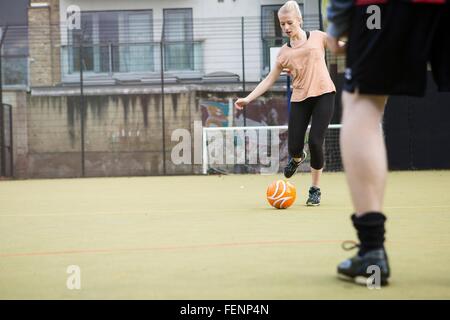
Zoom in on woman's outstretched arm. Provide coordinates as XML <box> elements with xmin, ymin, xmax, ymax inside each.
<box><xmin>235</xmin><ymin>63</ymin><xmax>284</xmax><ymax>110</ymax></box>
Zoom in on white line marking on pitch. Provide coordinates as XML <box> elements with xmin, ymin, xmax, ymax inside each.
<box><xmin>0</xmin><ymin>205</ymin><xmax>449</xmax><ymax>217</ymax></box>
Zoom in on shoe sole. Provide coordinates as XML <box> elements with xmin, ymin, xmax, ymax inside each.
<box><xmin>284</xmin><ymin>172</ymin><xmax>296</xmax><ymax>179</ymax></box>
<box><xmin>284</xmin><ymin>153</ymin><xmax>307</xmax><ymax>178</ymax></box>
<box><xmin>337</xmin><ymin>273</ymin><xmax>389</xmax><ymax>287</ymax></box>
<box><xmin>306</xmin><ymin>203</ymin><xmax>320</xmax><ymax>207</ymax></box>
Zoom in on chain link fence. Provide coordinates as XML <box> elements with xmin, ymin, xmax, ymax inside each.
<box><xmin>1</xmin><ymin>11</ymin><xmax>348</xmax><ymax>178</ymax></box>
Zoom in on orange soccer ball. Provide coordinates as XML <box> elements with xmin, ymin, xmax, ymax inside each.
<box><xmin>266</xmin><ymin>180</ymin><xmax>297</xmax><ymax>209</ymax></box>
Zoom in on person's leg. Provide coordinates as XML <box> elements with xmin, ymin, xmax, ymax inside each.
<box><xmin>305</xmin><ymin>93</ymin><xmax>335</xmax><ymax>205</ymax></box>
<box><xmin>288</xmin><ymin>101</ymin><xmax>312</xmax><ymax>160</ymax></box>
<box><xmin>311</xmin><ymin>168</ymin><xmax>322</xmax><ymax>188</ymax></box>
<box><xmin>337</xmin><ymin>91</ymin><xmax>390</xmax><ymax>286</ymax></box>
<box><xmin>308</xmin><ymin>93</ymin><xmax>335</xmax><ymax>186</ymax></box>
<box><xmin>333</xmin><ymin>1</ymin><xmax>441</xmax><ymax>287</ymax></box>
<box><xmin>340</xmin><ymin>91</ymin><xmax>387</xmax><ymax>216</ymax></box>
<box><xmin>284</xmin><ymin>101</ymin><xmax>313</xmax><ymax>178</ymax></box>
<box><xmin>430</xmin><ymin>3</ymin><xmax>450</xmax><ymax>92</ymax></box>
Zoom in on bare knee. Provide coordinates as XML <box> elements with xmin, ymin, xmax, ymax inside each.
<box><xmin>342</xmin><ymin>91</ymin><xmax>388</xmax><ymax>125</ymax></box>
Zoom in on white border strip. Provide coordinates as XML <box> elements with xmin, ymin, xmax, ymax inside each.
<box><xmin>203</xmin><ymin>124</ymin><xmax>342</xmax><ymax>132</ymax></box>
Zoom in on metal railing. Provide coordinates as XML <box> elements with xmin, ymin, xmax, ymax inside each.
<box><xmin>61</xmin><ymin>40</ymin><xmax>204</xmax><ymax>77</ymax></box>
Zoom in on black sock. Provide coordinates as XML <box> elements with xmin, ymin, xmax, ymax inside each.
<box><xmin>351</xmin><ymin>212</ymin><xmax>386</xmax><ymax>257</ymax></box>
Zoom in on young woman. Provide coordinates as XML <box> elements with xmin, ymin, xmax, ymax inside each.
<box><xmin>235</xmin><ymin>1</ymin><xmax>336</xmax><ymax>206</ymax></box>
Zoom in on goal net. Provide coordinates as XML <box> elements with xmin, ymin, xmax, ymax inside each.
<box><xmin>202</xmin><ymin>124</ymin><xmax>342</xmax><ymax>175</ymax></box>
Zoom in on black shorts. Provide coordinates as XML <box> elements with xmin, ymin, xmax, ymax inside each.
<box><xmin>344</xmin><ymin>1</ymin><xmax>450</xmax><ymax>96</ymax></box>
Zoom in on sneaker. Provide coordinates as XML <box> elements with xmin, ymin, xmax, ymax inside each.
<box><xmin>306</xmin><ymin>186</ymin><xmax>321</xmax><ymax>206</ymax></box>
<box><xmin>337</xmin><ymin>241</ymin><xmax>390</xmax><ymax>286</ymax></box>
<box><xmin>284</xmin><ymin>150</ymin><xmax>307</xmax><ymax>178</ymax></box>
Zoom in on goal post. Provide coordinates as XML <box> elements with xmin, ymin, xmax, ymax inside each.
<box><xmin>202</xmin><ymin>124</ymin><xmax>342</xmax><ymax>175</ymax></box>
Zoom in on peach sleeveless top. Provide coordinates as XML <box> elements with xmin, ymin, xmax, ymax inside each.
<box><xmin>276</xmin><ymin>30</ymin><xmax>336</xmax><ymax>102</ymax></box>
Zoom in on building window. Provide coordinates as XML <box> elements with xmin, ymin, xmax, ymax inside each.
<box><xmin>1</xmin><ymin>26</ymin><xmax>28</xmax><ymax>86</ymax></box>
<box><xmin>121</xmin><ymin>12</ymin><xmax>154</xmax><ymax>72</ymax></box>
<box><xmin>163</xmin><ymin>8</ymin><xmax>194</xmax><ymax>71</ymax></box>
<box><xmin>261</xmin><ymin>4</ymin><xmax>303</xmax><ymax>74</ymax></box>
<box><xmin>67</xmin><ymin>10</ymin><xmax>153</xmax><ymax>74</ymax></box>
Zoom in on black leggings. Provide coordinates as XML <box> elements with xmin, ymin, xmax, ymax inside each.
<box><xmin>288</xmin><ymin>92</ymin><xmax>335</xmax><ymax>170</ymax></box>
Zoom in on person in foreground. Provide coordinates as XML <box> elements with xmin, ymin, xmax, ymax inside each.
<box><xmin>327</xmin><ymin>0</ymin><xmax>449</xmax><ymax>285</ymax></box>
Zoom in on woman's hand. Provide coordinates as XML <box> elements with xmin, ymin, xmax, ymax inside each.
<box><xmin>326</xmin><ymin>35</ymin><xmax>346</xmax><ymax>54</ymax></box>
<box><xmin>282</xmin><ymin>68</ymin><xmax>291</xmax><ymax>75</ymax></box>
<box><xmin>234</xmin><ymin>97</ymin><xmax>250</xmax><ymax>110</ymax></box>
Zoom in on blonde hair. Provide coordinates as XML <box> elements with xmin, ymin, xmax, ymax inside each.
<box><xmin>278</xmin><ymin>1</ymin><xmax>303</xmax><ymax>25</ymax></box>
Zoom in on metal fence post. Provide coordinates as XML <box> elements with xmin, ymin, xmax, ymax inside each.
<box><xmin>241</xmin><ymin>17</ymin><xmax>248</xmax><ymax>171</ymax></box>
<box><xmin>0</xmin><ymin>104</ymin><xmax>4</xmax><ymax>177</ymax></box>
<box><xmin>79</xmin><ymin>33</ymin><xmax>86</xmax><ymax>177</ymax></box>
<box><xmin>109</xmin><ymin>42</ymin><xmax>113</xmax><ymax>75</ymax></box>
<box><xmin>241</xmin><ymin>17</ymin><xmax>246</xmax><ymax>127</ymax></box>
<box><xmin>160</xmin><ymin>25</ymin><xmax>167</xmax><ymax>175</ymax></box>
<box><xmin>8</xmin><ymin>104</ymin><xmax>13</xmax><ymax>177</ymax></box>
<box><xmin>0</xmin><ymin>26</ymin><xmax>8</xmax><ymax>177</ymax></box>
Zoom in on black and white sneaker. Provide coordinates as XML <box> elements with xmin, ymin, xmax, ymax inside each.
<box><xmin>306</xmin><ymin>186</ymin><xmax>321</xmax><ymax>206</ymax></box>
<box><xmin>284</xmin><ymin>150</ymin><xmax>307</xmax><ymax>178</ymax></box>
<box><xmin>337</xmin><ymin>241</ymin><xmax>390</xmax><ymax>286</ymax></box>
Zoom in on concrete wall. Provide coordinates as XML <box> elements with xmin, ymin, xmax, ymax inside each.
<box><xmin>25</xmin><ymin>90</ymin><xmax>203</xmax><ymax>178</ymax></box>
<box><xmin>28</xmin><ymin>0</ymin><xmax>61</xmax><ymax>87</ymax></box>
<box><xmin>29</xmin><ymin>5</ymin><xmax>53</xmax><ymax>87</ymax></box>
<box><xmin>10</xmin><ymin>86</ymin><xmax>287</xmax><ymax>179</ymax></box>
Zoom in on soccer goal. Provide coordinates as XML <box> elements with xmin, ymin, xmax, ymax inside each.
<box><xmin>202</xmin><ymin>124</ymin><xmax>342</xmax><ymax>175</ymax></box>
